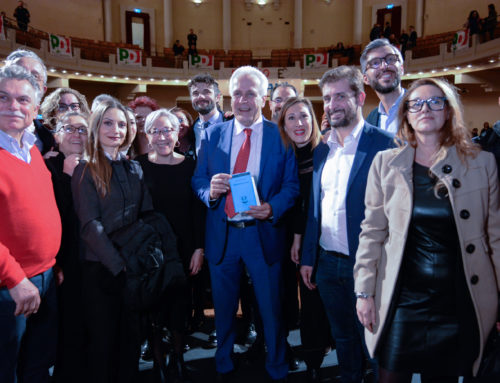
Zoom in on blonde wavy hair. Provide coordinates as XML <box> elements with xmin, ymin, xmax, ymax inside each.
<box><xmin>396</xmin><ymin>77</ymin><xmax>479</xmax><ymax>164</ymax></box>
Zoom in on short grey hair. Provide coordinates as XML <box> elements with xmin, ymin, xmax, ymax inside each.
<box><xmin>91</xmin><ymin>94</ymin><xmax>119</xmax><ymax>113</ymax></box>
<box><xmin>360</xmin><ymin>38</ymin><xmax>403</xmax><ymax>73</ymax></box>
<box><xmin>144</xmin><ymin>108</ymin><xmax>180</xmax><ymax>134</ymax></box>
<box><xmin>0</xmin><ymin>65</ymin><xmax>42</xmax><ymax>104</ymax></box>
<box><xmin>229</xmin><ymin>66</ymin><xmax>268</xmax><ymax>97</ymax></box>
<box><xmin>5</xmin><ymin>49</ymin><xmax>48</xmax><ymax>87</ymax></box>
<box><xmin>55</xmin><ymin>111</ymin><xmax>89</xmax><ymax>133</ymax></box>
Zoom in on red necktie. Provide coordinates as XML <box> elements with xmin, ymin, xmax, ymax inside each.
<box><xmin>225</xmin><ymin>128</ymin><xmax>252</xmax><ymax>218</ymax></box>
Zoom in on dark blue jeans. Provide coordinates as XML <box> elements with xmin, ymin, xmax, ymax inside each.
<box><xmin>315</xmin><ymin>248</ymin><xmax>366</xmax><ymax>383</ymax></box>
<box><xmin>0</xmin><ymin>268</ymin><xmax>58</xmax><ymax>383</ymax></box>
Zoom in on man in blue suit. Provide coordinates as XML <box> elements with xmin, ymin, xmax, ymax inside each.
<box><xmin>301</xmin><ymin>66</ymin><xmax>393</xmax><ymax>383</ymax></box>
<box><xmin>192</xmin><ymin>66</ymin><xmax>299</xmax><ymax>383</ymax></box>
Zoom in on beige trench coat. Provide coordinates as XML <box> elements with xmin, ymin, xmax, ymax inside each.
<box><xmin>354</xmin><ymin>144</ymin><xmax>500</xmax><ymax>375</ymax></box>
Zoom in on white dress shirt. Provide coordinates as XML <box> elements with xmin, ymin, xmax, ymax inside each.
<box><xmin>319</xmin><ymin>120</ymin><xmax>364</xmax><ymax>255</ymax></box>
<box><xmin>228</xmin><ymin>116</ymin><xmax>263</xmax><ymax>221</ymax></box>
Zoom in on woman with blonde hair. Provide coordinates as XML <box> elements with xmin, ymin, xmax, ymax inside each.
<box><xmin>354</xmin><ymin>77</ymin><xmax>500</xmax><ymax>382</ymax></box>
<box><xmin>71</xmin><ymin>100</ymin><xmax>152</xmax><ymax>383</ymax></box>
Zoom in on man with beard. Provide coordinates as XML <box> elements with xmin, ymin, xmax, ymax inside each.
<box><xmin>360</xmin><ymin>39</ymin><xmax>405</xmax><ymax>136</ymax></box>
<box><xmin>269</xmin><ymin>83</ymin><xmax>297</xmax><ymax>123</ymax></box>
<box><xmin>188</xmin><ymin>73</ymin><xmax>231</xmax><ymax>156</ymax></box>
<box><xmin>301</xmin><ymin>66</ymin><xmax>393</xmax><ymax>383</ymax></box>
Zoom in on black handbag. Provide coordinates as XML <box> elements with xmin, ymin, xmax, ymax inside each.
<box><xmin>475</xmin><ymin>326</ymin><xmax>500</xmax><ymax>381</ymax></box>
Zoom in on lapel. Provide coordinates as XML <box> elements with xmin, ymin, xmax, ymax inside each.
<box><xmin>219</xmin><ymin>119</ymin><xmax>234</xmax><ymax>174</ymax></box>
<box><xmin>258</xmin><ymin>119</ymin><xmax>273</xmax><ymax>189</ymax></box>
<box><xmin>387</xmin><ymin>144</ymin><xmax>415</xmax><ymax>198</ymax></box>
<box><xmin>346</xmin><ymin>124</ymin><xmax>370</xmax><ymax>194</ymax></box>
<box><xmin>314</xmin><ymin>141</ymin><xmax>330</xmax><ymax>202</ymax></box>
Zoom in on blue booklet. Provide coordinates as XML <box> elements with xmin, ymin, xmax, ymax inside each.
<box><xmin>229</xmin><ymin>172</ymin><xmax>260</xmax><ymax>213</ymax></box>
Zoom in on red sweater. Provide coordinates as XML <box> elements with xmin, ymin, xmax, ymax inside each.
<box><xmin>0</xmin><ymin>147</ymin><xmax>61</xmax><ymax>289</ymax></box>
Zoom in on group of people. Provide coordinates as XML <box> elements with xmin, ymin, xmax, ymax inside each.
<box><xmin>0</xmin><ymin>37</ymin><xmax>499</xmax><ymax>383</ymax></box>
<box><xmin>465</xmin><ymin>4</ymin><xmax>497</xmax><ymax>41</ymax></box>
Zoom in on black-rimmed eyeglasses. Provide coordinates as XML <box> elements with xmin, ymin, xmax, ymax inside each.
<box><xmin>406</xmin><ymin>97</ymin><xmax>447</xmax><ymax>113</ymax></box>
<box><xmin>366</xmin><ymin>54</ymin><xmax>400</xmax><ymax>70</ymax></box>
<box><xmin>58</xmin><ymin>102</ymin><xmax>81</xmax><ymax>112</ymax></box>
<box><xmin>60</xmin><ymin>125</ymin><xmax>88</xmax><ymax>135</ymax></box>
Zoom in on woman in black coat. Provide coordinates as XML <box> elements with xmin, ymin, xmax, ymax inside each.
<box><xmin>72</xmin><ymin>100</ymin><xmax>153</xmax><ymax>383</ymax></box>
<box><xmin>45</xmin><ymin>111</ymin><xmax>89</xmax><ymax>383</ymax></box>
<box><xmin>137</xmin><ymin>108</ymin><xmax>205</xmax><ymax>382</ymax></box>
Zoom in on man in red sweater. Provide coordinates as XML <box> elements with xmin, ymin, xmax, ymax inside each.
<box><xmin>0</xmin><ymin>64</ymin><xmax>62</xmax><ymax>382</ymax></box>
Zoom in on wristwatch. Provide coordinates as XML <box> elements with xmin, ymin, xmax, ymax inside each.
<box><xmin>355</xmin><ymin>292</ymin><xmax>373</xmax><ymax>299</ymax></box>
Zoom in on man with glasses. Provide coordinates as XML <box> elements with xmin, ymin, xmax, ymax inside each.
<box><xmin>360</xmin><ymin>39</ymin><xmax>405</xmax><ymax>136</ymax></box>
<box><xmin>269</xmin><ymin>83</ymin><xmax>297</xmax><ymax>123</ymax></box>
<box><xmin>4</xmin><ymin>48</ymin><xmax>55</xmax><ymax>154</ymax></box>
<box><xmin>301</xmin><ymin>66</ymin><xmax>393</xmax><ymax>383</ymax></box>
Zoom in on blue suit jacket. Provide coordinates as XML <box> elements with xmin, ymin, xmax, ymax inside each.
<box><xmin>192</xmin><ymin>118</ymin><xmax>299</xmax><ymax>265</ymax></box>
<box><xmin>302</xmin><ymin>122</ymin><xmax>394</xmax><ymax>269</ymax></box>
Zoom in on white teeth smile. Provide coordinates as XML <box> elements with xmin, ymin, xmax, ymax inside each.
<box><xmin>295</xmin><ymin>129</ymin><xmax>305</xmax><ymax>135</ymax></box>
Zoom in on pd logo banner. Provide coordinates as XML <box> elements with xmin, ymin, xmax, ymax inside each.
<box><xmin>49</xmin><ymin>34</ymin><xmax>72</xmax><ymax>56</ymax></box>
<box><xmin>189</xmin><ymin>55</ymin><xmax>214</xmax><ymax>69</ymax></box>
<box><xmin>117</xmin><ymin>48</ymin><xmax>142</xmax><ymax>66</ymax></box>
<box><xmin>453</xmin><ymin>29</ymin><xmax>469</xmax><ymax>51</ymax></box>
<box><xmin>304</xmin><ymin>53</ymin><xmax>328</xmax><ymax>69</ymax></box>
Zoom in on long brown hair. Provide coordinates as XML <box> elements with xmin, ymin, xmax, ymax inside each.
<box><xmin>85</xmin><ymin>100</ymin><xmax>130</xmax><ymax>197</ymax></box>
<box><xmin>277</xmin><ymin>97</ymin><xmax>321</xmax><ymax>152</ymax></box>
<box><xmin>396</xmin><ymin>77</ymin><xmax>479</xmax><ymax>163</ymax></box>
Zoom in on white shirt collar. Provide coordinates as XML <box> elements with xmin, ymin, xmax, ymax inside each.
<box><xmin>327</xmin><ymin>118</ymin><xmax>364</xmax><ymax>147</ymax></box>
<box><xmin>233</xmin><ymin>115</ymin><xmax>263</xmax><ymax>136</ymax></box>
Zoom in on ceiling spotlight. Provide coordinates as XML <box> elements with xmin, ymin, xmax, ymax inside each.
<box><xmin>87</xmin><ymin>74</ymin><xmax>92</xmax><ymax>77</ymax></box>
<box><xmin>431</xmin><ymin>70</ymin><xmax>436</xmax><ymax>74</ymax></box>
<box><xmin>443</xmin><ymin>68</ymin><xmax>448</xmax><ymax>72</ymax></box>
<box><xmin>174</xmin><ymin>79</ymin><xmax>179</xmax><ymax>83</ymax></box>
<box><xmin>100</xmin><ymin>75</ymin><xmax>105</xmax><ymax>78</ymax></box>
<box><xmin>304</xmin><ymin>79</ymin><xmax>308</xmax><ymax>83</ymax></box>
<box><xmin>150</xmin><ymin>78</ymin><xmax>155</xmax><ymax>81</ymax></box>
<box><xmin>418</xmin><ymin>71</ymin><xmax>423</xmax><ymax>75</ymax></box>
<box><xmin>489</xmin><ymin>59</ymin><xmax>495</xmax><ymax>63</ymax></box>
<box><xmin>162</xmin><ymin>79</ymin><xmax>167</xmax><ymax>82</ymax></box>
<box><xmin>62</xmin><ymin>70</ymin><xmax>67</xmax><ymax>74</ymax></box>
<box><xmin>467</xmin><ymin>64</ymin><xmax>472</xmax><ymax>68</ymax></box>
<box><xmin>49</xmin><ymin>68</ymin><xmax>56</xmax><ymax>73</ymax></box>
<box><xmin>124</xmin><ymin>77</ymin><xmax>129</xmax><ymax>80</ymax></box>
<box><xmin>455</xmin><ymin>66</ymin><xmax>461</xmax><ymax>70</ymax></box>
<box><xmin>112</xmin><ymin>76</ymin><xmax>117</xmax><ymax>79</ymax></box>
<box><xmin>137</xmin><ymin>77</ymin><xmax>142</xmax><ymax>81</ymax></box>
<box><xmin>75</xmin><ymin>72</ymin><xmax>80</xmax><ymax>75</ymax></box>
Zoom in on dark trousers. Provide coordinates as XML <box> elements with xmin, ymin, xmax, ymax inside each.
<box><xmin>209</xmin><ymin>225</ymin><xmax>288</xmax><ymax>380</ymax></box>
<box><xmin>315</xmin><ymin>249</ymin><xmax>369</xmax><ymax>383</ymax></box>
<box><xmin>53</xmin><ymin>262</ymin><xmax>86</xmax><ymax>383</ymax></box>
<box><xmin>83</xmin><ymin>261</ymin><xmax>142</xmax><ymax>383</ymax></box>
<box><xmin>299</xmin><ymin>275</ymin><xmax>331</xmax><ymax>369</ymax></box>
<box><xmin>0</xmin><ymin>268</ymin><xmax>58</xmax><ymax>383</ymax></box>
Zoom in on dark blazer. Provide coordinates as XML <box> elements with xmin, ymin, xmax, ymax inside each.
<box><xmin>301</xmin><ymin>122</ymin><xmax>394</xmax><ymax>270</ymax></box>
<box><xmin>365</xmin><ymin>107</ymin><xmax>381</xmax><ymax>128</ymax></box>
<box><xmin>72</xmin><ymin>158</ymin><xmax>153</xmax><ymax>276</ymax></box>
<box><xmin>34</xmin><ymin>119</ymin><xmax>56</xmax><ymax>155</ymax></box>
<box><xmin>192</xmin><ymin>118</ymin><xmax>300</xmax><ymax>265</ymax></box>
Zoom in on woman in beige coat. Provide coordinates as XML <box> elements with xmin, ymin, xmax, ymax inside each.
<box><xmin>354</xmin><ymin>77</ymin><xmax>500</xmax><ymax>383</ymax></box>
